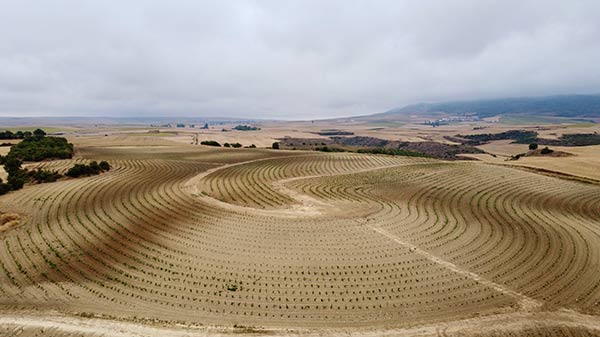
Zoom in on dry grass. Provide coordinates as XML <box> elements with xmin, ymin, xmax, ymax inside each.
<box><xmin>0</xmin><ymin>212</ymin><xmax>20</xmax><ymax>232</ymax></box>
<box><xmin>505</xmin><ymin>145</ymin><xmax>600</xmax><ymax>181</ymax></box>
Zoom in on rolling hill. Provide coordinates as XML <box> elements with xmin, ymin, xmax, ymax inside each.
<box><xmin>362</xmin><ymin>94</ymin><xmax>600</xmax><ymax>122</ymax></box>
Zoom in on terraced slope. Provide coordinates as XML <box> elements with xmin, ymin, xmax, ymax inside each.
<box><xmin>0</xmin><ymin>143</ymin><xmax>599</xmax><ymax>336</ymax></box>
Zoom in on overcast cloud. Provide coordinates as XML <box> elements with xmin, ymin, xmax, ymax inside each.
<box><xmin>1</xmin><ymin>0</ymin><xmax>599</xmax><ymax>119</ymax></box>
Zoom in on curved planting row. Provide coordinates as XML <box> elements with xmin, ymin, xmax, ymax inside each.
<box><xmin>286</xmin><ymin>162</ymin><xmax>600</xmax><ymax>314</ymax></box>
<box><xmin>200</xmin><ymin>153</ymin><xmax>434</xmax><ymax>209</ymax></box>
<box><xmin>0</xmin><ymin>148</ymin><xmax>598</xmax><ymax>329</ymax></box>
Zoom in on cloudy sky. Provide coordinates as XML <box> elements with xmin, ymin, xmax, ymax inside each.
<box><xmin>1</xmin><ymin>1</ymin><xmax>599</xmax><ymax>119</ymax></box>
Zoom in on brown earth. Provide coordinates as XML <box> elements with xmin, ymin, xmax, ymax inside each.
<box><xmin>0</xmin><ymin>126</ymin><xmax>599</xmax><ymax>336</ymax></box>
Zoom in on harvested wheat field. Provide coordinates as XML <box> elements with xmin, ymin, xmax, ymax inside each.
<box><xmin>0</xmin><ymin>135</ymin><xmax>599</xmax><ymax>337</ymax></box>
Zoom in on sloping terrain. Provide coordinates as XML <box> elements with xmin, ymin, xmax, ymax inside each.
<box><xmin>363</xmin><ymin>94</ymin><xmax>600</xmax><ymax>121</ymax></box>
<box><xmin>0</xmin><ymin>138</ymin><xmax>599</xmax><ymax>336</ymax></box>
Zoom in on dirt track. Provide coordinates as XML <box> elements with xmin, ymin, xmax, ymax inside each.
<box><xmin>1</xmin><ymin>310</ymin><xmax>599</xmax><ymax>336</ymax></box>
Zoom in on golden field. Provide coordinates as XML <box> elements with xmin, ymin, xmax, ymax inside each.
<box><xmin>0</xmin><ymin>124</ymin><xmax>599</xmax><ymax>337</ymax></box>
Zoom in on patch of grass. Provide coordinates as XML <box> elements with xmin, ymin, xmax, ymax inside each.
<box><xmin>564</xmin><ymin>122</ymin><xmax>596</xmax><ymax>128</ymax></box>
<box><xmin>499</xmin><ymin>114</ymin><xmax>594</xmax><ymax>125</ymax></box>
<box><xmin>125</xmin><ymin>132</ymin><xmax>176</xmax><ymax>137</ymax></box>
<box><xmin>1</xmin><ymin>126</ymin><xmax>77</xmax><ymax>134</ymax></box>
<box><xmin>364</xmin><ymin>121</ymin><xmax>406</xmax><ymax>127</ymax></box>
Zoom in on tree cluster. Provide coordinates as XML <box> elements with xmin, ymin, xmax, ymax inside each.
<box><xmin>0</xmin><ymin>129</ymin><xmax>40</xmax><ymax>140</ymax></box>
<box><xmin>28</xmin><ymin>169</ymin><xmax>62</xmax><ymax>183</ymax></box>
<box><xmin>0</xmin><ymin>157</ymin><xmax>62</xmax><ymax>194</ymax></box>
<box><xmin>357</xmin><ymin>148</ymin><xmax>429</xmax><ymax>158</ymax></box>
<box><xmin>456</xmin><ymin>130</ymin><xmax>538</xmax><ymax>146</ymax></box>
<box><xmin>66</xmin><ymin>161</ymin><xmax>110</xmax><ymax>178</ymax></box>
<box><xmin>314</xmin><ymin>146</ymin><xmax>346</xmax><ymax>152</ymax></box>
<box><xmin>537</xmin><ymin>133</ymin><xmax>600</xmax><ymax>146</ymax></box>
<box><xmin>0</xmin><ymin>129</ymin><xmax>110</xmax><ymax>195</ymax></box>
<box><xmin>233</xmin><ymin>125</ymin><xmax>260</xmax><ymax>131</ymax></box>
<box><xmin>0</xmin><ymin>129</ymin><xmax>67</xmax><ymax>195</ymax></box>
<box><xmin>8</xmin><ymin>131</ymin><xmax>73</xmax><ymax>162</ymax></box>
<box><xmin>200</xmin><ymin>140</ymin><xmax>221</xmax><ymax>147</ymax></box>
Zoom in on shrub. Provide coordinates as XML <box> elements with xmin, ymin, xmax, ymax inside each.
<box><xmin>7</xmin><ymin>170</ymin><xmax>27</xmax><ymax>190</ymax></box>
<box><xmin>223</xmin><ymin>143</ymin><xmax>231</xmax><ymax>148</ymax></box>
<box><xmin>0</xmin><ymin>182</ymin><xmax>10</xmax><ymax>195</ymax></box>
<box><xmin>99</xmin><ymin>161</ymin><xmax>110</xmax><ymax>171</ymax></box>
<box><xmin>3</xmin><ymin>157</ymin><xmax>22</xmax><ymax>176</ymax></box>
<box><xmin>28</xmin><ymin>169</ymin><xmax>62</xmax><ymax>183</ymax></box>
<box><xmin>33</xmin><ymin>128</ymin><xmax>46</xmax><ymax>137</ymax></box>
<box><xmin>272</xmin><ymin>142</ymin><xmax>280</xmax><ymax>149</ymax></box>
<box><xmin>529</xmin><ymin>143</ymin><xmax>538</xmax><ymax>150</ymax></box>
<box><xmin>66</xmin><ymin>164</ymin><xmax>86</xmax><ymax>178</ymax></box>
<box><xmin>89</xmin><ymin>161</ymin><xmax>101</xmax><ymax>173</ymax></box>
<box><xmin>540</xmin><ymin>147</ymin><xmax>554</xmax><ymax>154</ymax></box>
<box><xmin>231</xmin><ymin>143</ymin><xmax>242</xmax><ymax>148</ymax></box>
<box><xmin>201</xmin><ymin>140</ymin><xmax>221</xmax><ymax>147</ymax></box>
<box><xmin>0</xmin><ymin>129</ymin><xmax>33</xmax><ymax>140</ymax></box>
<box><xmin>66</xmin><ymin>161</ymin><xmax>110</xmax><ymax>178</ymax></box>
<box><xmin>0</xmin><ymin>131</ymin><xmax>15</xmax><ymax>140</ymax></box>
<box><xmin>510</xmin><ymin>153</ymin><xmax>526</xmax><ymax>161</ymax></box>
<box><xmin>315</xmin><ymin>146</ymin><xmax>346</xmax><ymax>153</ymax></box>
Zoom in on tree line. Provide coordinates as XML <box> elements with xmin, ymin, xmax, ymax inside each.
<box><xmin>0</xmin><ymin>129</ymin><xmax>110</xmax><ymax>195</ymax></box>
<box><xmin>201</xmin><ymin>140</ymin><xmax>257</xmax><ymax>148</ymax></box>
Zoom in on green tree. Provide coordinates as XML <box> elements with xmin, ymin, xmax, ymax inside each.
<box><xmin>99</xmin><ymin>161</ymin><xmax>110</xmax><ymax>171</ymax></box>
<box><xmin>528</xmin><ymin>143</ymin><xmax>538</xmax><ymax>150</ymax></box>
<box><xmin>0</xmin><ymin>181</ymin><xmax>10</xmax><ymax>195</ymax></box>
<box><xmin>89</xmin><ymin>161</ymin><xmax>101</xmax><ymax>174</ymax></box>
<box><xmin>66</xmin><ymin>164</ymin><xmax>85</xmax><ymax>177</ymax></box>
<box><xmin>7</xmin><ymin>170</ymin><xmax>26</xmax><ymax>190</ymax></box>
<box><xmin>33</xmin><ymin>129</ymin><xmax>46</xmax><ymax>137</ymax></box>
<box><xmin>200</xmin><ymin>140</ymin><xmax>221</xmax><ymax>147</ymax></box>
<box><xmin>272</xmin><ymin>142</ymin><xmax>280</xmax><ymax>149</ymax></box>
<box><xmin>3</xmin><ymin>157</ymin><xmax>22</xmax><ymax>175</ymax></box>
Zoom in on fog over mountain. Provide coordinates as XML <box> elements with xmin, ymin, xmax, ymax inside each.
<box><xmin>1</xmin><ymin>1</ymin><xmax>600</xmax><ymax>119</ymax></box>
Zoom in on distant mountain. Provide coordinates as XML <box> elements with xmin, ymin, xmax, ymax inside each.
<box><xmin>368</xmin><ymin>94</ymin><xmax>600</xmax><ymax>120</ymax></box>
<box><xmin>0</xmin><ymin>116</ymin><xmax>265</xmax><ymax>127</ymax></box>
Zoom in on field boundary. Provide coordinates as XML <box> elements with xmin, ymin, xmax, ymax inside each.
<box><xmin>369</xmin><ymin>226</ymin><xmax>543</xmax><ymax>312</ymax></box>
<box><xmin>493</xmin><ymin>163</ymin><xmax>600</xmax><ymax>185</ymax></box>
<box><xmin>1</xmin><ymin>310</ymin><xmax>600</xmax><ymax>337</ymax></box>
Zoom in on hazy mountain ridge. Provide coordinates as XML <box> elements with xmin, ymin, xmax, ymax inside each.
<box><xmin>372</xmin><ymin>94</ymin><xmax>600</xmax><ymax>120</ymax></box>
<box><xmin>0</xmin><ymin>116</ymin><xmax>266</xmax><ymax>127</ymax></box>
